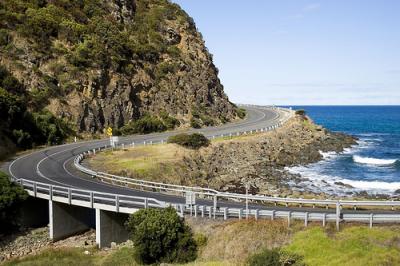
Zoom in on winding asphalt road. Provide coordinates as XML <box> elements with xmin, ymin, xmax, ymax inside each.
<box><xmin>3</xmin><ymin>105</ymin><xmax>398</xmax><ymax>218</ymax></box>
<box><xmin>4</xmin><ymin>106</ymin><xmax>310</xmax><ymax>211</ymax></box>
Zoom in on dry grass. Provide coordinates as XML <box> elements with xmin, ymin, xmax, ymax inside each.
<box><xmin>186</xmin><ymin>218</ymin><xmax>302</xmax><ymax>265</ymax></box>
<box><xmin>88</xmin><ymin>144</ymin><xmax>189</xmax><ymax>180</ymax></box>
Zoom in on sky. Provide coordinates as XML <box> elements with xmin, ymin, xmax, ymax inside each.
<box><xmin>172</xmin><ymin>0</ymin><xmax>400</xmax><ymax>105</ymax></box>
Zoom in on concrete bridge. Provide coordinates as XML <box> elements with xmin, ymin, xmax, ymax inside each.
<box><xmin>4</xmin><ymin>106</ymin><xmax>400</xmax><ymax>248</ymax></box>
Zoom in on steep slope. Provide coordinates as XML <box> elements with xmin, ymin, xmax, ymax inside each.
<box><xmin>0</xmin><ymin>0</ymin><xmax>240</xmax><ymax>134</ymax></box>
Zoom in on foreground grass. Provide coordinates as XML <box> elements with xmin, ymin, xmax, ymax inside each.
<box><xmin>4</xmin><ymin>222</ymin><xmax>400</xmax><ymax>266</ymax></box>
<box><xmin>285</xmin><ymin>226</ymin><xmax>400</xmax><ymax>266</ymax></box>
<box><xmin>3</xmin><ymin>247</ymin><xmax>138</xmax><ymax>266</ymax></box>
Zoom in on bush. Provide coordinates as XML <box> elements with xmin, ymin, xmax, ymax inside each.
<box><xmin>125</xmin><ymin>207</ymin><xmax>197</xmax><ymax>264</ymax></box>
<box><xmin>159</xmin><ymin>110</ymin><xmax>180</xmax><ymax>130</ymax></box>
<box><xmin>167</xmin><ymin>133</ymin><xmax>209</xmax><ymax>149</ymax></box>
<box><xmin>120</xmin><ymin>115</ymin><xmax>167</xmax><ymax>135</ymax></box>
<box><xmin>0</xmin><ymin>171</ymin><xmax>28</xmax><ymax>234</ymax></box>
<box><xmin>237</xmin><ymin>107</ymin><xmax>246</xmax><ymax>119</ymax></box>
<box><xmin>201</xmin><ymin>115</ymin><xmax>215</xmax><ymax>126</ymax></box>
<box><xmin>190</xmin><ymin>118</ymin><xmax>201</xmax><ymax>129</ymax></box>
<box><xmin>247</xmin><ymin>248</ymin><xmax>304</xmax><ymax>266</ymax></box>
<box><xmin>0</xmin><ymin>29</ymin><xmax>11</xmax><ymax>46</ymax></box>
<box><xmin>295</xmin><ymin>109</ymin><xmax>306</xmax><ymax>116</ymax></box>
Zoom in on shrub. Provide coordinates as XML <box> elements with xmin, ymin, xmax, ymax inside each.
<box><xmin>237</xmin><ymin>107</ymin><xmax>246</xmax><ymax>119</ymax></box>
<box><xmin>247</xmin><ymin>248</ymin><xmax>304</xmax><ymax>266</ymax></box>
<box><xmin>120</xmin><ymin>115</ymin><xmax>167</xmax><ymax>135</ymax></box>
<box><xmin>295</xmin><ymin>109</ymin><xmax>306</xmax><ymax>116</ymax></box>
<box><xmin>201</xmin><ymin>115</ymin><xmax>215</xmax><ymax>126</ymax></box>
<box><xmin>0</xmin><ymin>171</ymin><xmax>28</xmax><ymax>234</ymax></box>
<box><xmin>159</xmin><ymin>110</ymin><xmax>180</xmax><ymax>130</ymax></box>
<box><xmin>125</xmin><ymin>207</ymin><xmax>197</xmax><ymax>264</ymax></box>
<box><xmin>0</xmin><ymin>29</ymin><xmax>11</xmax><ymax>46</ymax></box>
<box><xmin>167</xmin><ymin>133</ymin><xmax>209</xmax><ymax>149</ymax></box>
<box><xmin>194</xmin><ymin>233</ymin><xmax>207</xmax><ymax>247</ymax></box>
<box><xmin>190</xmin><ymin>118</ymin><xmax>201</xmax><ymax>129</ymax></box>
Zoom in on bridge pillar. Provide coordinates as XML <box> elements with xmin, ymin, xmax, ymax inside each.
<box><xmin>18</xmin><ymin>197</ymin><xmax>49</xmax><ymax>228</ymax></box>
<box><xmin>95</xmin><ymin>209</ymin><xmax>129</xmax><ymax>248</ymax></box>
<box><xmin>49</xmin><ymin>201</ymin><xmax>94</xmax><ymax>241</ymax></box>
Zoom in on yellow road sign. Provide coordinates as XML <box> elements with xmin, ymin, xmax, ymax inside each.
<box><xmin>106</xmin><ymin>127</ymin><xmax>113</xmax><ymax>136</ymax></box>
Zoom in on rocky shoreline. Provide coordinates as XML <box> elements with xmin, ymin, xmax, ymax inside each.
<box><xmin>179</xmin><ymin>114</ymin><xmax>357</xmax><ymax>198</ymax></box>
<box><xmin>89</xmin><ymin>113</ymin><xmax>362</xmax><ymax>199</ymax></box>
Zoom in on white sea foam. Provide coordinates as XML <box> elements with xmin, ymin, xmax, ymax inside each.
<box><xmin>339</xmin><ymin>179</ymin><xmax>400</xmax><ymax>192</ymax></box>
<box><xmin>353</xmin><ymin>155</ymin><xmax>397</xmax><ymax>166</ymax></box>
<box><xmin>319</xmin><ymin>151</ymin><xmax>337</xmax><ymax>159</ymax></box>
<box><xmin>286</xmin><ymin>165</ymin><xmax>400</xmax><ymax>194</ymax></box>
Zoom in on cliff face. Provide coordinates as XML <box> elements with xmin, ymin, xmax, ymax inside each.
<box><xmin>0</xmin><ymin>0</ymin><xmax>238</xmax><ymax>133</ymax></box>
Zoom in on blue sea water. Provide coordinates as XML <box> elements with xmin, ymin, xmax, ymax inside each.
<box><xmin>284</xmin><ymin>106</ymin><xmax>400</xmax><ymax>195</ymax></box>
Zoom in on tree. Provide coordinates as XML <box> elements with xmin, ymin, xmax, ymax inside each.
<box><xmin>0</xmin><ymin>171</ymin><xmax>28</xmax><ymax>233</ymax></box>
<box><xmin>125</xmin><ymin>207</ymin><xmax>197</xmax><ymax>264</ymax></box>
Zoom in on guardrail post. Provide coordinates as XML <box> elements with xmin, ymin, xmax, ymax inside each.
<box><xmin>115</xmin><ymin>195</ymin><xmax>120</xmax><ymax>212</ymax></box>
<box><xmin>213</xmin><ymin>196</ymin><xmax>217</xmax><ymax>219</ymax></box>
<box><xmin>201</xmin><ymin>206</ymin><xmax>204</xmax><ymax>217</ymax></box>
<box><xmin>305</xmin><ymin>212</ymin><xmax>309</xmax><ymax>227</ymax></box>
<box><xmin>90</xmin><ymin>192</ymin><xmax>94</xmax><ymax>208</ymax></box>
<box><xmin>223</xmin><ymin>208</ymin><xmax>227</xmax><ymax>220</ymax></box>
<box><xmin>287</xmin><ymin>211</ymin><xmax>292</xmax><ymax>227</ymax></box>
<box><xmin>33</xmin><ymin>183</ymin><xmax>37</xmax><ymax>197</ymax></box>
<box><xmin>209</xmin><ymin>207</ymin><xmax>212</xmax><ymax>219</ymax></box>
<box><xmin>336</xmin><ymin>201</ymin><xmax>341</xmax><ymax>231</ymax></box>
<box><xmin>238</xmin><ymin>209</ymin><xmax>242</xmax><ymax>220</ymax></box>
<box><xmin>68</xmin><ymin>188</ymin><xmax>72</xmax><ymax>205</ymax></box>
<box><xmin>49</xmin><ymin>185</ymin><xmax>53</xmax><ymax>201</ymax></box>
<box><xmin>180</xmin><ymin>204</ymin><xmax>184</xmax><ymax>217</ymax></box>
<box><xmin>323</xmin><ymin>213</ymin><xmax>327</xmax><ymax>227</ymax></box>
<box><xmin>254</xmin><ymin>209</ymin><xmax>258</xmax><ymax>220</ymax></box>
<box><xmin>271</xmin><ymin>210</ymin><xmax>275</xmax><ymax>220</ymax></box>
<box><xmin>194</xmin><ymin>205</ymin><xmax>197</xmax><ymax>217</ymax></box>
<box><xmin>144</xmin><ymin>198</ymin><xmax>148</xmax><ymax>209</ymax></box>
<box><xmin>369</xmin><ymin>213</ymin><xmax>374</xmax><ymax>228</ymax></box>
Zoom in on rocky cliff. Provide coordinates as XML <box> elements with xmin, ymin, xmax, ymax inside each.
<box><xmin>0</xmin><ymin>0</ymin><xmax>239</xmax><ymax>133</ymax></box>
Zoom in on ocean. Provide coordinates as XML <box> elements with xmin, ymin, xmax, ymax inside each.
<box><xmin>284</xmin><ymin>106</ymin><xmax>400</xmax><ymax>196</ymax></box>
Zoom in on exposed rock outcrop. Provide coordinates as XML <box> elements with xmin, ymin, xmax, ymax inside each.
<box><xmin>0</xmin><ymin>0</ymin><xmax>239</xmax><ymax>133</ymax></box>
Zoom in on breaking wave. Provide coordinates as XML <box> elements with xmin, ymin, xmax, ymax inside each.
<box><xmin>353</xmin><ymin>155</ymin><xmax>397</xmax><ymax>166</ymax></box>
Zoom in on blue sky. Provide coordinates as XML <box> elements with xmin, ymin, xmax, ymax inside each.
<box><xmin>172</xmin><ymin>0</ymin><xmax>400</xmax><ymax>105</ymax></box>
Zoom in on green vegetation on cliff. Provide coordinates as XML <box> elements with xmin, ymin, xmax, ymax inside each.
<box><xmin>0</xmin><ymin>171</ymin><xmax>28</xmax><ymax>233</ymax></box>
<box><xmin>0</xmin><ymin>66</ymin><xmax>73</xmax><ymax>155</ymax></box>
<box><xmin>0</xmin><ymin>0</ymin><xmax>239</xmax><ymax>135</ymax></box>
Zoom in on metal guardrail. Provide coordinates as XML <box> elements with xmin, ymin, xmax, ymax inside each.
<box><xmin>13</xmin><ymin>178</ymin><xmax>167</xmax><ymax>214</ymax></box>
<box><xmin>72</xmin><ymin>107</ymin><xmax>400</xmax><ymax>227</ymax></box>
<box><xmin>10</xmin><ymin>106</ymin><xmax>400</xmax><ymax>229</ymax></box>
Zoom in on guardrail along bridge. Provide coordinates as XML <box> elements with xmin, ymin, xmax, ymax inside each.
<box><xmin>4</xmin><ymin>106</ymin><xmax>400</xmax><ymax>248</ymax></box>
